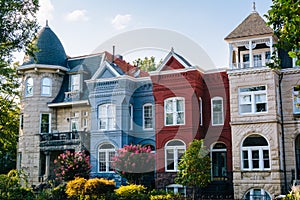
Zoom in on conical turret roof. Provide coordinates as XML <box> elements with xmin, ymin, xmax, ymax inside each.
<box><xmin>23</xmin><ymin>22</ymin><xmax>67</xmax><ymax>66</ymax></box>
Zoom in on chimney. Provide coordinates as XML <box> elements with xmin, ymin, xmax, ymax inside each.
<box><xmin>112</xmin><ymin>45</ymin><xmax>115</xmax><ymax>64</ymax></box>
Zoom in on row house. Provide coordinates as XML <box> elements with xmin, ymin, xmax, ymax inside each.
<box><xmin>16</xmin><ymin>6</ymin><xmax>300</xmax><ymax>199</ymax></box>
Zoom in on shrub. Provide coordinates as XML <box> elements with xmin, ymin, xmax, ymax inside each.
<box><xmin>115</xmin><ymin>184</ymin><xmax>148</xmax><ymax>200</ymax></box>
<box><xmin>65</xmin><ymin>177</ymin><xmax>87</xmax><ymax>199</ymax></box>
<box><xmin>54</xmin><ymin>150</ymin><xmax>91</xmax><ymax>182</ymax></box>
<box><xmin>84</xmin><ymin>178</ymin><xmax>115</xmax><ymax>198</ymax></box>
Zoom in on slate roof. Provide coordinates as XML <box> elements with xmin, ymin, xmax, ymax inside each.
<box><xmin>23</xmin><ymin>25</ymin><xmax>67</xmax><ymax>67</ymax></box>
<box><xmin>224</xmin><ymin>12</ymin><xmax>274</xmax><ymax>40</ymax></box>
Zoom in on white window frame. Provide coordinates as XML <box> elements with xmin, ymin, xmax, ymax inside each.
<box><xmin>82</xmin><ymin>110</ymin><xmax>88</xmax><ymax>128</ymax></box>
<box><xmin>143</xmin><ymin>103</ymin><xmax>153</xmax><ymax>130</ymax></box>
<box><xmin>41</xmin><ymin>77</ymin><xmax>52</xmax><ymax>96</ymax></box>
<box><xmin>241</xmin><ymin>135</ymin><xmax>270</xmax><ymax>171</ymax></box>
<box><xmin>293</xmin><ymin>86</ymin><xmax>300</xmax><ymax>114</ymax></box>
<box><xmin>211</xmin><ymin>97</ymin><xmax>224</xmax><ymax>126</ymax></box>
<box><xmin>165</xmin><ymin>140</ymin><xmax>186</xmax><ymax>172</ymax></box>
<box><xmin>243</xmin><ymin>188</ymin><xmax>271</xmax><ymax>200</ymax></box>
<box><xmin>240</xmin><ymin>49</ymin><xmax>271</xmax><ymax>68</ymax></box>
<box><xmin>40</xmin><ymin>113</ymin><xmax>51</xmax><ymax>133</ymax></box>
<box><xmin>71</xmin><ymin>74</ymin><xmax>80</xmax><ymax>91</ymax></box>
<box><xmin>238</xmin><ymin>86</ymin><xmax>267</xmax><ymax>114</ymax></box>
<box><xmin>98</xmin><ymin>104</ymin><xmax>116</xmax><ymax>130</ymax></box>
<box><xmin>129</xmin><ymin>104</ymin><xmax>133</xmax><ymax>130</ymax></box>
<box><xmin>98</xmin><ymin>143</ymin><xmax>116</xmax><ymax>173</ymax></box>
<box><xmin>25</xmin><ymin>77</ymin><xmax>33</xmax><ymax>97</ymax></box>
<box><xmin>199</xmin><ymin>97</ymin><xmax>203</xmax><ymax>126</ymax></box>
<box><xmin>164</xmin><ymin>97</ymin><xmax>185</xmax><ymax>126</ymax></box>
<box><xmin>166</xmin><ymin>184</ymin><xmax>186</xmax><ymax>196</ymax></box>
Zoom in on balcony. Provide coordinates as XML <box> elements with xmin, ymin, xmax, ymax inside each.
<box><xmin>231</xmin><ymin>59</ymin><xmax>270</xmax><ymax>69</ymax></box>
<box><xmin>40</xmin><ymin>131</ymin><xmax>89</xmax><ymax>151</ymax></box>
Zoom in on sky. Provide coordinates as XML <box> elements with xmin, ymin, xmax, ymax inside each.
<box><xmin>28</xmin><ymin>0</ymin><xmax>273</xmax><ymax>68</ymax></box>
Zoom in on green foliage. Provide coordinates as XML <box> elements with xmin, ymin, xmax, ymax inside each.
<box><xmin>265</xmin><ymin>0</ymin><xmax>300</xmax><ymax>67</ymax></box>
<box><xmin>132</xmin><ymin>56</ymin><xmax>160</xmax><ymax>72</ymax></box>
<box><xmin>112</xmin><ymin>144</ymin><xmax>155</xmax><ymax>185</ymax></box>
<box><xmin>149</xmin><ymin>190</ymin><xmax>183</xmax><ymax>200</ymax></box>
<box><xmin>0</xmin><ymin>170</ymin><xmax>34</xmax><ymax>200</ymax></box>
<box><xmin>283</xmin><ymin>185</ymin><xmax>300</xmax><ymax>200</ymax></box>
<box><xmin>115</xmin><ymin>184</ymin><xmax>148</xmax><ymax>200</ymax></box>
<box><xmin>54</xmin><ymin>150</ymin><xmax>91</xmax><ymax>182</ymax></box>
<box><xmin>84</xmin><ymin>178</ymin><xmax>115</xmax><ymax>199</ymax></box>
<box><xmin>175</xmin><ymin>139</ymin><xmax>211</xmax><ymax>199</ymax></box>
<box><xmin>0</xmin><ymin>0</ymin><xmax>39</xmax><ymax>174</ymax></box>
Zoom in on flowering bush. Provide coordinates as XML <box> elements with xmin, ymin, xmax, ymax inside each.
<box><xmin>54</xmin><ymin>150</ymin><xmax>91</xmax><ymax>182</ymax></box>
<box><xmin>84</xmin><ymin>178</ymin><xmax>115</xmax><ymax>198</ymax></box>
<box><xmin>112</xmin><ymin>144</ymin><xmax>155</xmax><ymax>184</ymax></box>
<box><xmin>65</xmin><ymin>177</ymin><xmax>86</xmax><ymax>199</ymax></box>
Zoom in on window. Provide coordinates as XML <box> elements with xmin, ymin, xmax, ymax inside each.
<box><xmin>243</xmin><ymin>189</ymin><xmax>271</xmax><ymax>200</ymax></box>
<box><xmin>41</xmin><ymin>77</ymin><xmax>51</xmax><ymax>96</ymax></box>
<box><xmin>165</xmin><ymin>97</ymin><xmax>185</xmax><ymax>126</ymax></box>
<box><xmin>211</xmin><ymin>143</ymin><xmax>227</xmax><ymax>180</ymax></box>
<box><xmin>70</xmin><ymin>112</ymin><xmax>79</xmax><ymax>132</ymax></box>
<box><xmin>211</xmin><ymin>97</ymin><xmax>224</xmax><ymax>126</ymax></box>
<box><xmin>165</xmin><ymin>140</ymin><xmax>185</xmax><ymax>172</ymax></box>
<box><xmin>82</xmin><ymin>111</ymin><xmax>88</xmax><ymax>128</ymax></box>
<box><xmin>243</xmin><ymin>54</ymin><xmax>250</xmax><ymax>68</ymax></box>
<box><xmin>40</xmin><ymin>113</ymin><xmax>51</xmax><ymax>133</ymax></box>
<box><xmin>239</xmin><ymin>86</ymin><xmax>267</xmax><ymax>114</ymax></box>
<box><xmin>143</xmin><ymin>104</ymin><xmax>153</xmax><ymax>129</ymax></box>
<box><xmin>98</xmin><ymin>104</ymin><xmax>116</xmax><ymax>130</ymax></box>
<box><xmin>98</xmin><ymin>143</ymin><xmax>115</xmax><ymax>172</ymax></box>
<box><xmin>71</xmin><ymin>74</ymin><xmax>80</xmax><ymax>91</ymax></box>
<box><xmin>293</xmin><ymin>86</ymin><xmax>300</xmax><ymax>114</ymax></box>
<box><xmin>20</xmin><ymin>114</ymin><xmax>24</xmax><ymax>130</ymax></box>
<box><xmin>242</xmin><ymin>134</ymin><xmax>270</xmax><ymax>170</ymax></box>
<box><xmin>166</xmin><ymin>184</ymin><xmax>186</xmax><ymax>196</ymax></box>
<box><xmin>129</xmin><ymin>104</ymin><xmax>133</xmax><ymax>130</ymax></box>
<box><xmin>199</xmin><ymin>97</ymin><xmax>203</xmax><ymax>126</ymax></box>
<box><xmin>25</xmin><ymin>77</ymin><xmax>33</xmax><ymax>96</ymax></box>
<box><xmin>253</xmin><ymin>54</ymin><xmax>262</xmax><ymax>67</ymax></box>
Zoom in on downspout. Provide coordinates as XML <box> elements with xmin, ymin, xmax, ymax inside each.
<box><xmin>279</xmin><ymin>72</ymin><xmax>287</xmax><ymax>193</ymax></box>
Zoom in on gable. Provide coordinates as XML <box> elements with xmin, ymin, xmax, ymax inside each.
<box><xmin>161</xmin><ymin>56</ymin><xmax>186</xmax><ymax>71</ymax></box>
<box><xmin>98</xmin><ymin>68</ymin><xmax>116</xmax><ymax>78</ymax></box>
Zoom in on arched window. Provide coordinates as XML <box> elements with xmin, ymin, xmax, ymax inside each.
<box><xmin>242</xmin><ymin>134</ymin><xmax>270</xmax><ymax>170</ymax></box>
<box><xmin>211</xmin><ymin>97</ymin><xmax>224</xmax><ymax>126</ymax></box>
<box><xmin>98</xmin><ymin>104</ymin><xmax>116</xmax><ymax>130</ymax></box>
<box><xmin>164</xmin><ymin>97</ymin><xmax>185</xmax><ymax>126</ymax></box>
<box><xmin>25</xmin><ymin>77</ymin><xmax>33</xmax><ymax>97</ymax></box>
<box><xmin>98</xmin><ymin>143</ymin><xmax>115</xmax><ymax>172</ymax></box>
<box><xmin>243</xmin><ymin>188</ymin><xmax>271</xmax><ymax>200</ymax></box>
<box><xmin>41</xmin><ymin>77</ymin><xmax>52</xmax><ymax>96</ymax></box>
<box><xmin>211</xmin><ymin>143</ymin><xmax>227</xmax><ymax>180</ymax></box>
<box><xmin>165</xmin><ymin>140</ymin><xmax>186</xmax><ymax>172</ymax></box>
<box><xmin>143</xmin><ymin>103</ymin><xmax>153</xmax><ymax>129</ymax></box>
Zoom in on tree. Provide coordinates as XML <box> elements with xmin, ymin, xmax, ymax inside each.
<box><xmin>0</xmin><ymin>0</ymin><xmax>39</xmax><ymax>173</ymax></box>
<box><xmin>132</xmin><ymin>56</ymin><xmax>161</xmax><ymax>72</ymax></box>
<box><xmin>175</xmin><ymin>139</ymin><xmax>211</xmax><ymax>200</ymax></box>
<box><xmin>112</xmin><ymin>144</ymin><xmax>155</xmax><ymax>185</ymax></box>
<box><xmin>265</xmin><ymin>0</ymin><xmax>300</xmax><ymax>66</ymax></box>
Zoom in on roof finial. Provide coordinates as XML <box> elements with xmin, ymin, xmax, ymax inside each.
<box><xmin>171</xmin><ymin>47</ymin><xmax>174</xmax><ymax>53</ymax></box>
<box><xmin>252</xmin><ymin>1</ymin><xmax>257</xmax><ymax>13</ymax></box>
<box><xmin>46</xmin><ymin>20</ymin><xmax>49</xmax><ymax>27</ymax></box>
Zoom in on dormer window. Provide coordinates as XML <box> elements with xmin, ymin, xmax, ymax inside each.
<box><xmin>71</xmin><ymin>74</ymin><xmax>80</xmax><ymax>91</ymax></box>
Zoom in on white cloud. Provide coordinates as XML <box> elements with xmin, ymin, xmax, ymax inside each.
<box><xmin>65</xmin><ymin>10</ymin><xmax>89</xmax><ymax>22</ymax></box>
<box><xmin>37</xmin><ymin>0</ymin><xmax>54</xmax><ymax>26</ymax></box>
<box><xmin>112</xmin><ymin>14</ymin><xmax>131</xmax><ymax>30</ymax></box>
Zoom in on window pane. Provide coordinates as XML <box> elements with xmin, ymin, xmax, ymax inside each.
<box><xmin>144</xmin><ymin>105</ymin><xmax>153</xmax><ymax>129</ymax></box>
<box><xmin>252</xmin><ymin>150</ymin><xmax>260</xmax><ymax>168</ymax></box>
<box><xmin>41</xmin><ymin>114</ymin><xmax>50</xmax><ymax>133</ymax></box>
<box><xmin>240</xmin><ymin>105</ymin><xmax>252</xmax><ymax>113</ymax></box>
<box><xmin>256</xmin><ymin>103</ymin><xmax>266</xmax><ymax>112</ymax></box>
<box><xmin>177</xmin><ymin>112</ymin><xmax>184</xmax><ymax>124</ymax></box>
<box><xmin>166</xmin><ymin>113</ymin><xmax>173</xmax><ymax>125</ymax></box>
<box><xmin>166</xmin><ymin>100</ymin><xmax>173</xmax><ymax>112</ymax></box>
<box><xmin>294</xmin><ymin>87</ymin><xmax>300</xmax><ymax>114</ymax></box>
<box><xmin>243</xmin><ymin>151</ymin><xmax>249</xmax><ymax>169</ymax></box>
<box><xmin>26</xmin><ymin>78</ymin><xmax>33</xmax><ymax>96</ymax></box>
<box><xmin>240</xmin><ymin>95</ymin><xmax>251</xmax><ymax>104</ymax></box>
<box><xmin>109</xmin><ymin>151</ymin><xmax>115</xmax><ymax>171</ymax></box>
<box><xmin>176</xmin><ymin>100</ymin><xmax>184</xmax><ymax>112</ymax></box>
<box><xmin>263</xmin><ymin>150</ymin><xmax>270</xmax><ymax>168</ymax></box>
<box><xmin>255</xmin><ymin>94</ymin><xmax>266</xmax><ymax>103</ymax></box>
<box><xmin>99</xmin><ymin>152</ymin><xmax>106</xmax><ymax>172</ymax></box>
<box><xmin>166</xmin><ymin>149</ymin><xmax>174</xmax><ymax>170</ymax></box>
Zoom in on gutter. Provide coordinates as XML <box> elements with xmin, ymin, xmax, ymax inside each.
<box><xmin>279</xmin><ymin>72</ymin><xmax>287</xmax><ymax>193</ymax></box>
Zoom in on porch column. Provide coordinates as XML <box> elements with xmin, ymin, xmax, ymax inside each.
<box><xmin>249</xmin><ymin>40</ymin><xmax>253</xmax><ymax>68</ymax></box>
<box><xmin>229</xmin><ymin>43</ymin><xmax>233</xmax><ymax>69</ymax></box>
<box><xmin>269</xmin><ymin>36</ymin><xmax>273</xmax><ymax>56</ymax></box>
<box><xmin>45</xmin><ymin>151</ymin><xmax>51</xmax><ymax>179</ymax></box>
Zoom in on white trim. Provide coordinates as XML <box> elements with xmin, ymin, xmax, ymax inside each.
<box><xmin>164</xmin><ymin>97</ymin><xmax>185</xmax><ymax>126</ymax></box>
<box><xmin>143</xmin><ymin>103</ymin><xmax>153</xmax><ymax>130</ymax></box>
<box><xmin>98</xmin><ymin>143</ymin><xmax>116</xmax><ymax>173</ymax></box>
<box><xmin>211</xmin><ymin>97</ymin><xmax>224</xmax><ymax>126</ymax></box>
<box><xmin>98</xmin><ymin>103</ymin><xmax>116</xmax><ymax>131</ymax></box>
<box><xmin>164</xmin><ymin>139</ymin><xmax>186</xmax><ymax>172</ymax></box>
<box><xmin>199</xmin><ymin>97</ymin><xmax>203</xmax><ymax>126</ymax></box>
<box><xmin>91</xmin><ymin>61</ymin><xmax>120</xmax><ymax>80</ymax></box>
<box><xmin>48</xmin><ymin>100</ymin><xmax>89</xmax><ymax>107</ymax></box>
<box><xmin>17</xmin><ymin>64</ymin><xmax>68</xmax><ymax>72</ymax></box>
<box><xmin>156</xmin><ymin>50</ymin><xmax>192</xmax><ymax>72</ymax></box>
<box><xmin>129</xmin><ymin>104</ymin><xmax>133</xmax><ymax>130</ymax></box>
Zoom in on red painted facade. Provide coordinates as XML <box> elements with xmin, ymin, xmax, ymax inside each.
<box><xmin>150</xmin><ymin>55</ymin><xmax>232</xmax><ymax>190</ymax></box>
